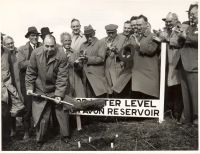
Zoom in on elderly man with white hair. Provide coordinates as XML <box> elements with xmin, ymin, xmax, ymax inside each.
<box><xmin>153</xmin><ymin>12</ymin><xmax>184</xmax><ymax>122</ymax></box>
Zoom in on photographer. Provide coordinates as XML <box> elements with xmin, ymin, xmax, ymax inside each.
<box><xmin>77</xmin><ymin>25</ymin><xmax>110</xmax><ymax>98</ymax></box>
<box><xmin>98</xmin><ymin>24</ymin><xmax>126</xmax><ymax>97</ymax></box>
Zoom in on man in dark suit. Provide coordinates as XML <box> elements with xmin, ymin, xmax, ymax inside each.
<box><xmin>17</xmin><ymin>26</ymin><xmax>42</xmax><ymax>140</ymax></box>
<box><xmin>173</xmin><ymin>3</ymin><xmax>198</xmax><ymax>125</ymax></box>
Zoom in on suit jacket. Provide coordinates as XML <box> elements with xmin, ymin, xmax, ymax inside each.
<box><xmin>162</xmin><ymin>26</ymin><xmax>182</xmax><ymax>86</ymax></box>
<box><xmin>59</xmin><ymin>46</ymin><xmax>86</xmax><ymax>98</ymax></box>
<box><xmin>1</xmin><ymin>48</ymin><xmax>22</xmax><ymax>104</ymax></box>
<box><xmin>8</xmin><ymin>48</ymin><xmax>24</xmax><ymax>102</ymax></box>
<box><xmin>25</xmin><ymin>46</ymin><xmax>69</xmax><ymax>126</ymax></box>
<box><xmin>17</xmin><ymin>42</ymin><xmax>42</xmax><ymax>100</ymax></box>
<box><xmin>173</xmin><ymin>25</ymin><xmax>198</xmax><ymax>72</ymax></box>
<box><xmin>71</xmin><ymin>32</ymin><xmax>86</xmax><ymax>52</ymax></box>
<box><xmin>132</xmin><ymin>30</ymin><xmax>160</xmax><ymax>97</ymax></box>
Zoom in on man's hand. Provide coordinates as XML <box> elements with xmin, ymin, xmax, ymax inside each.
<box><xmin>27</xmin><ymin>90</ymin><xmax>33</xmax><ymax>95</ymax></box>
<box><xmin>152</xmin><ymin>35</ymin><xmax>162</xmax><ymax>43</ymax></box>
<box><xmin>177</xmin><ymin>30</ymin><xmax>187</xmax><ymax>39</ymax></box>
<box><xmin>159</xmin><ymin>31</ymin><xmax>169</xmax><ymax>41</ymax></box>
<box><xmin>54</xmin><ymin>96</ymin><xmax>61</xmax><ymax>104</ymax></box>
<box><xmin>110</xmin><ymin>52</ymin><xmax>115</xmax><ymax>58</ymax></box>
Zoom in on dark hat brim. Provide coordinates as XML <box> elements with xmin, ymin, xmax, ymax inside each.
<box><xmin>40</xmin><ymin>32</ymin><xmax>53</xmax><ymax>37</ymax></box>
<box><xmin>25</xmin><ymin>32</ymin><xmax>40</xmax><ymax>38</ymax></box>
<box><xmin>84</xmin><ymin>30</ymin><xmax>95</xmax><ymax>35</ymax></box>
<box><xmin>106</xmin><ymin>30</ymin><xmax>117</xmax><ymax>33</ymax></box>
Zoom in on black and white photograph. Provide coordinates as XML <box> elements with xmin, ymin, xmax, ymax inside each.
<box><xmin>0</xmin><ymin>0</ymin><xmax>199</xmax><ymax>152</ymax></box>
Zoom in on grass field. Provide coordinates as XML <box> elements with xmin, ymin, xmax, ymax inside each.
<box><xmin>2</xmin><ymin>116</ymin><xmax>199</xmax><ymax>151</ymax></box>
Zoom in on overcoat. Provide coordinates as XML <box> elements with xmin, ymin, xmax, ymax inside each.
<box><xmin>59</xmin><ymin>46</ymin><xmax>86</xmax><ymax>97</ymax></box>
<box><xmin>131</xmin><ymin>30</ymin><xmax>160</xmax><ymax>98</ymax></box>
<box><xmin>112</xmin><ymin>35</ymin><xmax>138</xmax><ymax>93</ymax></box>
<box><xmin>1</xmin><ymin>48</ymin><xmax>23</xmax><ymax>108</ymax></box>
<box><xmin>9</xmin><ymin>48</ymin><xmax>24</xmax><ymax>102</ymax></box>
<box><xmin>25</xmin><ymin>46</ymin><xmax>68</xmax><ymax>126</ymax></box>
<box><xmin>80</xmin><ymin>37</ymin><xmax>111</xmax><ymax>96</ymax></box>
<box><xmin>173</xmin><ymin>25</ymin><xmax>198</xmax><ymax>72</ymax></box>
<box><xmin>17</xmin><ymin>42</ymin><xmax>42</xmax><ymax>104</ymax></box>
<box><xmin>98</xmin><ymin>35</ymin><xmax>126</xmax><ymax>89</ymax></box>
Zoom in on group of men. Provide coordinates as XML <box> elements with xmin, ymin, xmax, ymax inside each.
<box><xmin>1</xmin><ymin>2</ymin><xmax>198</xmax><ymax>147</ymax></box>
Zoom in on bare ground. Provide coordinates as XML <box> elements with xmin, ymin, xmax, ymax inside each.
<box><xmin>2</xmin><ymin>116</ymin><xmax>198</xmax><ymax>151</ymax></box>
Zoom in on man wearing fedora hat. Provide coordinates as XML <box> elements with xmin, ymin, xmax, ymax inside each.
<box><xmin>17</xmin><ymin>26</ymin><xmax>42</xmax><ymax>140</ymax></box>
<box><xmin>77</xmin><ymin>25</ymin><xmax>111</xmax><ymax>98</ymax></box>
<box><xmin>40</xmin><ymin>27</ymin><xmax>53</xmax><ymax>41</ymax></box>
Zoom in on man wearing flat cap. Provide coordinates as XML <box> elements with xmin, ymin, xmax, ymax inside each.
<box><xmin>173</xmin><ymin>3</ymin><xmax>198</xmax><ymax>125</ymax></box>
<box><xmin>98</xmin><ymin>24</ymin><xmax>127</xmax><ymax>97</ymax></box>
<box><xmin>77</xmin><ymin>25</ymin><xmax>111</xmax><ymax>98</ymax></box>
<box><xmin>17</xmin><ymin>26</ymin><xmax>42</xmax><ymax>140</ymax></box>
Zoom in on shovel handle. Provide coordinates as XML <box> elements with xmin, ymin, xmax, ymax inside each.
<box><xmin>30</xmin><ymin>92</ymin><xmax>74</xmax><ymax>106</ymax></box>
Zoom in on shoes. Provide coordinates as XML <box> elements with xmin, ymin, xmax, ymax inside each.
<box><xmin>193</xmin><ymin>119</ymin><xmax>198</xmax><ymax>126</ymax></box>
<box><xmin>61</xmin><ymin>136</ymin><xmax>71</xmax><ymax>143</ymax></box>
<box><xmin>36</xmin><ymin>140</ymin><xmax>44</xmax><ymax>148</ymax></box>
<box><xmin>10</xmin><ymin>129</ymin><xmax>16</xmax><ymax>137</ymax></box>
<box><xmin>23</xmin><ymin>132</ymin><xmax>30</xmax><ymax>140</ymax></box>
<box><xmin>10</xmin><ymin>107</ymin><xmax>25</xmax><ymax>117</ymax></box>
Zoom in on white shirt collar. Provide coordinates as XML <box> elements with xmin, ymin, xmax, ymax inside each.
<box><xmin>72</xmin><ymin>31</ymin><xmax>84</xmax><ymax>38</ymax></box>
<box><xmin>30</xmin><ymin>42</ymin><xmax>35</xmax><ymax>49</ymax></box>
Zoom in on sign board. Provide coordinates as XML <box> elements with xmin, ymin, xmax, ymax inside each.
<box><xmin>71</xmin><ymin>43</ymin><xmax>167</xmax><ymax>126</ymax></box>
<box><xmin>70</xmin><ymin>98</ymin><xmax>160</xmax><ymax>118</ymax></box>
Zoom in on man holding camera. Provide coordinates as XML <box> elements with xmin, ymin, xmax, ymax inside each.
<box><xmin>77</xmin><ymin>25</ymin><xmax>110</xmax><ymax>98</ymax></box>
<box><xmin>98</xmin><ymin>24</ymin><xmax>126</xmax><ymax>97</ymax></box>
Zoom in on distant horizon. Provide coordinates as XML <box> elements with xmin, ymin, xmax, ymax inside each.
<box><xmin>0</xmin><ymin>0</ymin><xmax>195</xmax><ymax>47</ymax></box>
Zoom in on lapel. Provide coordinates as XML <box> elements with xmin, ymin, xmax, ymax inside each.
<box><xmin>28</xmin><ymin>42</ymin><xmax>33</xmax><ymax>60</ymax></box>
<box><xmin>37</xmin><ymin>47</ymin><xmax>58</xmax><ymax>66</ymax></box>
<box><xmin>36</xmin><ymin>47</ymin><xmax>46</xmax><ymax>72</ymax></box>
<box><xmin>22</xmin><ymin>42</ymin><xmax>30</xmax><ymax>60</ymax></box>
<box><xmin>84</xmin><ymin>37</ymin><xmax>98</xmax><ymax>55</ymax></box>
<box><xmin>139</xmin><ymin>29</ymin><xmax>151</xmax><ymax>42</ymax></box>
<box><xmin>47</xmin><ymin>54</ymin><xmax>57</xmax><ymax>65</ymax></box>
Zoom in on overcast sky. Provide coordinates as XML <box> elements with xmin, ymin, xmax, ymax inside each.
<box><xmin>0</xmin><ymin>0</ymin><xmax>195</xmax><ymax>47</ymax></box>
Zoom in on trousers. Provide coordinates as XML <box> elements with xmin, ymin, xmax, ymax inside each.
<box><xmin>36</xmin><ymin>102</ymin><xmax>69</xmax><ymax>142</ymax></box>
